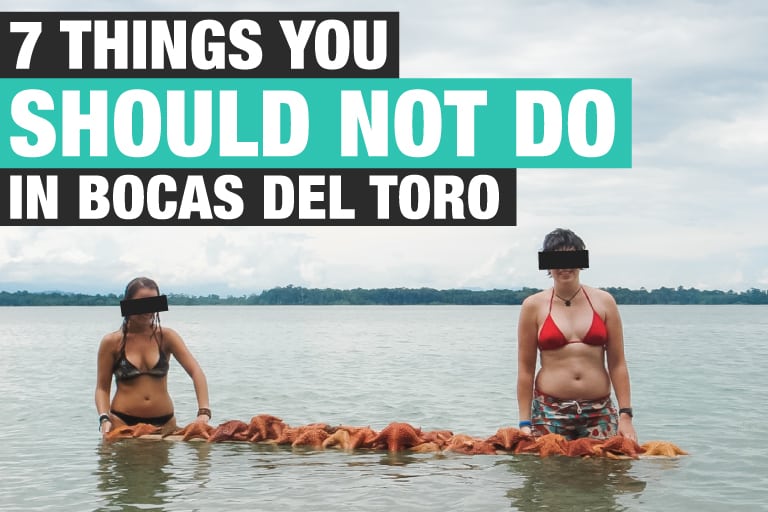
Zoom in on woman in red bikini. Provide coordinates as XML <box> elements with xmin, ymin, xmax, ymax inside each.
<box><xmin>95</xmin><ymin>277</ymin><xmax>211</xmax><ymax>436</ymax></box>
<box><xmin>516</xmin><ymin>228</ymin><xmax>637</xmax><ymax>441</ymax></box>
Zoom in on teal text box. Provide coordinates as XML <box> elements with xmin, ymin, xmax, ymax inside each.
<box><xmin>0</xmin><ymin>78</ymin><xmax>631</xmax><ymax>168</ymax></box>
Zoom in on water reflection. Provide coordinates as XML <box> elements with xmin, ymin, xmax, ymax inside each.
<box><xmin>94</xmin><ymin>439</ymin><xmax>173</xmax><ymax>511</ymax></box>
<box><xmin>93</xmin><ymin>438</ymin><xmax>212</xmax><ymax>511</ymax></box>
<box><xmin>504</xmin><ymin>456</ymin><xmax>647</xmax><ymax>511</ymax></box>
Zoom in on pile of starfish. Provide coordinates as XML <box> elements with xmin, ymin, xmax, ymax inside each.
<box><xmin>105</xmin><ymin>415</ymin><xmax>688</xmax><ymax>459</ymax></box>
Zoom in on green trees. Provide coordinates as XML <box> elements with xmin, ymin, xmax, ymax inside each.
<box><xmin>1</xmin><ymin>286</ymin><xmax>767</xmax><ymax>306</ymax></box>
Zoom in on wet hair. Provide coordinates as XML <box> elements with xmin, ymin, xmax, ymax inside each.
<box><xmin>124</xmin><ymin>276</ymin><xmax>160</xmax><ymax>300</ymax></box>
<box><xmin>542</xmin><ymin>228</ymin><xmax>586</xmax><ymax>252</ymax></box>
<box><xmin>541</xmin><ymin>228</ymin><xmax>586</xmax><ymax>276</ymax></box>
<box><xmin>120</xmin><ymin>276</ymin><xmax>163</xmax><ymax>350</ymax></box>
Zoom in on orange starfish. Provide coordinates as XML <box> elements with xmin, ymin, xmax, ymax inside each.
<box><xmin>597</xmin><ymin>435</ymin><xmax>643</xmax><ymax>459</ymax></box>
<box><xmin>247</xmin><ymin>414</ymin><xmax>287</xmax><ymax>442</ymax></box>
<box><xmin>131</xmin><ymin>423</ymin><xmax>162</xmax><ymax>438</ymax></box>
<box><xmin>345</xmin><ymin>426</ymin><xmax>378</xmax><ymax>449</ymax></box>
<box><xmin>513</xmin><ymin>437</ymin><xmax>540</xmax><ymax>454</ymax></box>
<box><xmin>564</xmin><ymin>437</ymin><xmax>603</xmax><ymax>457</ymax></box>
<box><xmin>411</xmin><ymin>442</ymin><xmax>442</xmax><ymax>453</ymax></box>
<box><xmin>445</xmin><ymin>434</ymin><xmax>498</xmax><ymax>455</ymax></box>
<box><xmin>640</xmin><ymin>440</ymin><xmax>688</xmax><ymax>457</ymax></box>
<box><xmin>323</xmin><ymin>426</ymin><xmax>377</xmax><ymax>450</ymax></box>
<box><xmin>170</xmin><ymin>421</ymin><xmax>214</xmax><ymax>441</ymax></box>
<box><xmin>535</xmin><ymin>433</ymin><xmax>568</xmax><ymax>457</ymax></box>
<box><xmin>208</xmin><ymin>420</ymin><xmax>250</xmax><ymax>442</ymax></box>
<box><xmin>105</xmin><ymin>423</ymin><xmax>160</xmax><ymax>440</ymax></box>
<box><xmin>370</xmin><ymin>422</ymin><xmax>424</xmax><ymax>452</ymax></box>
<box><xmin>421</xmin><ymin>430</ymin><xmax>454</xmax><ymax>449</ymax></box>
<box><xmin>292</xmin><ymin>427</ymin><xmax>330</xmax><ymax>448</ymax></box>
<box><xmin>515</xmin><ymin>433</ymin><xmax>567</xmax><ymax>457</ymax></box>
<box><xmin>322</xmin><ymin>429</ymin><xmax>352</xmax><ymax>449</ymax></box>
<box><xmin>486</xmin><ymin>427</ymin><xmax>532</xmax><ymax>452</ymax></box>
<box><xmin>105</xmin><ymin>425</ymin><xmax>136</xmax><ymax>440</ymax></box>
<box><xmin>272</xmin><ymin>423</ymin><xmax>332</xmax><ymax>445</ymax></box>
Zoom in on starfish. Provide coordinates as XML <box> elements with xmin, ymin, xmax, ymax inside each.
<box><xmin>486</xmin><ymin>427</ymin><xmax>532</xmax><ymax>452</ymax></box>
<box><xmin>323</xmin><ymin>426</ymin><xmax>377</xmax><ymax>450</ymax></box>
<box><xmin>272</xmin><ymin>423</ymin><xmax>332</xmax><ymax>445</ymax></box>
<box><xmin>534</xmin><ymin>433</ymin><xmax>568</xmax><ymax>457</ymax></box>
<box><xmin>513</xmin><ymin>437</ymin><xmax>540</xmax><ymax>454</ymax></box>
<box><xmin>640</xmin><ymin>440</ymin><xmax>688</xmax><ymax>457</ymax></box>
<box><xmin>411</xmin><ymin>442</ymin><xmax>442</xmax><ymax>453</ymax></box>
<box><xmin>105</xmin><ymin>425</ymin><xmax>137</xmax><ymax>440</ymax></box>
<box><xmin>564</xmin><ymin>437</ymin><xmax>603</xmax><ymax>457</ymax></box>
<box><xmin>208</xmin><ymin>420</ymin><xmax>250</xmax><ymax>442</ymax></box>
<box><xmin>247</xmin><ymin>414</ymin><xmax>287</xmax><ymax>442</ymax></box>
<box><xmin>130</xmin><ymin>423</ymin><xmax>162</xmax><ymax>438</ymax></box>
<box><xmin>322</xmin><ymin>429</ymin><xmax>352</xmax><ymax>449</ymax></box>
<box><xmin>169</xmin><ymin>421</ymin><xmax>214</xmax><ymax>441</ymax></box>
<box><xmin>516</xmin><ymin>433</ymin><xmax>567</xmax><ymax>457</ymax></box>
<box><xmin>597</xmin><ymin>435</ymin><xmax>643</xmax><ymax>459</ymax></box>
<box><xmin>105</xmin><ymin>423</ymin><xmax>161</xmax><ymax>440</ymax></box>
<box><xmin>445</xmin><ymin>434</ymin><xmax>498</xmax><ymax>455</ymax></box>
<box><xmin>272</xmin><ymin>426</ymin><xmax>300</xmax><ymax>445</ymax></box>
<box><xmin>344</xmin><ymin>426</ymin><xmax>378</xmax><ymax>449</ymax></box>
<box><xmin>421</xmin><ymin>430</ymin><xmax>454</xmax><ymax>449</ymax></box>
<box><xmin>292</xmin><ymin>427</ymin><xmax>330</xmax><ymax>448</ymax></box>
<box><xmin>370</xmin><ymin>422</ymin><xmax>424</xmax><ymax>452</ymax></box>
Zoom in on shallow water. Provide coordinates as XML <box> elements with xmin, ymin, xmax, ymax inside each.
<box><xmin>1</xmin><ymin>305</ymin><xmax>766</xmax><ymax>511</ymax></box>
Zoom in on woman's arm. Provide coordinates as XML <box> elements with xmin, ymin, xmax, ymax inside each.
<box><xmin>164</xmin><ymin>328</ymin><xmax>211</xmax><ymax>423</ymax></box>
<box><xmin>603</xmin><ymin>292</ymin><xmax>637</xmax><ymax>441</ymax></box>
<box><xmin>95</xmin><ymin>334</ymin><xmax>116</xmax><ymax>434</ymax></box>
<box><xmin>517</xmin><ymin>296</ymin><xmax>539</xmax><ymax>434</ymax></box>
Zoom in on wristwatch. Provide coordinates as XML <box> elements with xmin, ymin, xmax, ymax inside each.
<box><xmin>618</xmin><ymin>407</ymin><xmax>633</xmax><ymax>418</ymax></box>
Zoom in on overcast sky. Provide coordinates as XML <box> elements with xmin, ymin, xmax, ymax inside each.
<box><xmin>1</xmin><ymin>0</ymin><xmax>766</xmax><ymax>295</ymax></box>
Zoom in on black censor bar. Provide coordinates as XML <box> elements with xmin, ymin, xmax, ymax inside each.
<box><xmin>120</xmin><ymin>295</ymin><xmax>169</xmax><ymax>316</ymax></box>
<box><xmin>538</xmin><ymin>250</ymin><xmax>589</xmax><ymax>270</ymax></box>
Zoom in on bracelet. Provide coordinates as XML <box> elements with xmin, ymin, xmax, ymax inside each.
<box><xmin>197</xmin><ymin>408</ymin><xmax>212</xmax><ymax>419</ymax></box>
<box><xmin>98</xmin><ymin>413</ymin><xmax>111</xmax><ymax>431</ymax></box>
<box><xmin>518</xmin><ymin>420</ymin><xmax>532</xmax><ymax>428</ymax></box>
<box><xmin>618</xmin><ymin>407</ymin><xmax>633</xmax><ymax>418</ymax></box>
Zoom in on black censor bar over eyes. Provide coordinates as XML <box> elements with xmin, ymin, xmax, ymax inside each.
<box><xmin>1</xmin><ymin>12</ymin><xmax>399</xmax><ymax>77</ymax></box>
<box><xmin>120</xmin><ymin>295</ymin><xmax>168</xmax><ymax>316</ymax></box>
<box><xmin>538</xmin><ymin>250</ymin><xmax>589</xmax><ymax>270</ymax></box>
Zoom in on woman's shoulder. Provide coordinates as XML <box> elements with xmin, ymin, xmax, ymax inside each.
<box><xmin>160</xmin><ymin>325</ymin><xmax>181</xmax><ymax>337</ymax></box>
<box><xmin>521</xmin><ymin>289</ymin><xmax>550</xmax><ymax>309</ymax></box>
<box><xmin>158</xmin><ymin>326</ymin><xmax>184</xmax><ymax>346</ymax></box>
<box><xmin>102</xmin><ymin>329</ymin><xmax>122</xmax><ymax>342</ymax></box>
<box><xmin>583</xmin><ymin>285</ymin><xmax>618</xmax><ymax>308</ymax></box>
<box><xmin>99</xmin><ymin>330</ymin><xmax>122</xmax><ymax>352</ymax></box>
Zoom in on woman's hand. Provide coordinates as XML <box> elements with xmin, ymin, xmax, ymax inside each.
<box><xmin>520</xmin><ymin>425</ymin><xmax>533</xmax><ymax>436</ymax></box>
<box><xmin>618</xmin><ymin>416</ymin><xmax>637</xmax><ymax>442</ymax></box>
<box><xmin>195</xmin><ymin>414</ymin><xmax>210</xmax><ymax>424</ymax></box>
<box><xmin>101</xmin><ymin>420</ymin><xmax>113</xmax><ymax>437</ymax></box>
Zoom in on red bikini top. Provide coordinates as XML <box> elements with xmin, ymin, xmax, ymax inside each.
<box><xmin>537</xmin><ymin>288</ymin><xmax>608</xmax><ymax>351</ymax></box>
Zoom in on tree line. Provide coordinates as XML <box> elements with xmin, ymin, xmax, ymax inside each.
<box><xmin>1</xmin><ymin>285</ymin><xmax>767</xmax><ymax>306</ymax></box>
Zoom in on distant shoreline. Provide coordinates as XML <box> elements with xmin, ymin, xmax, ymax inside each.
<box><xmin>1</xmin><ymin>285</ymin><xmax>767</xmax><ymax>305</ymax></box>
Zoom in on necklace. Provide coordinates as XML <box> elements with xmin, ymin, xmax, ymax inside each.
<box><xmin>555</xmin><ymin>286</ymin><xmax>582</xmax><ymax>307</ymax></box>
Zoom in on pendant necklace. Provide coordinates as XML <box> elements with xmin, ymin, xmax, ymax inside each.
<box><xmin>556</xmin><ymin>286</ymin><xmax>582</xmax><ymax>307</ymax></box>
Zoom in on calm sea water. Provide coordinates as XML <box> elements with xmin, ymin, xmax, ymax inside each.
<box><xmin>0</xmin><ymin>305</ymin><xmax>766</xmax><ymax>511</ymax></box>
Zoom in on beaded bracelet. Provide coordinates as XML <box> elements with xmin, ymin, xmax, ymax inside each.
<box><xmin>518</xmin><ymin>420</ymin><xmax>532</xmax><ymax>428</ymax></box>
<box><xmin>197</xmin><ymin>408</ymin><xmax>212</xmax><ymax>419</ymax></box>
